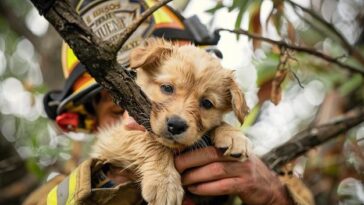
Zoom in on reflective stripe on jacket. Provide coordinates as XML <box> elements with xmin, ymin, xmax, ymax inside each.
<box><xmin>24</xmin><ymin>158</ymin><xmax>315</xmax><ymax>205</ymax></box>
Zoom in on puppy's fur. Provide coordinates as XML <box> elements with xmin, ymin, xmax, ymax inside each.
<box><xmin>92</xmin><ymin>39</ymin><xmax>252</xmax><ymax>205</ymax></box>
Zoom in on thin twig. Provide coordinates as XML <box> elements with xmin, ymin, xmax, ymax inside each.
<box><xmin>111</xmin><ymin>0</ymin><xmax>173</xmax><ymax>53</ymax></box>
<box><xmin>217</xmin><ymin>28</ymin><xmax>364</xmax><ymax>76</ymax></box>
<box><xmin>263</xmin><ymin>107</ymin><xmax>364</xmax><ymax>170</ymax></box>
<box><xmin>284</xmin><ymin>50</ymin><xmax>305</xmax><ymax>88</ymax></box>
<box><xmin>335</xmin><ymin>54</ymin><xmax>347</xmax><ymax>61</ymax></box>
<box><xmin>286</xmin><ymin>0</ymin><xmax>364</xmax><ymax>66</ymax></box>
<box><xmin>279</xmin><ymin>48</ymin><xmax>290</xmax><ymax>70</ymax></box>
<box><xmin>290</xmin><ymin>70</ymin><xmax>304</xmax><ymax>88</ymax></box>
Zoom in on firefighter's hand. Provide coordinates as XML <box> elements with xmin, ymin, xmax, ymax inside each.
<box><xmin>175</xmin><ymin>147</ymin><xmax>293</xmax><ymax>205</ymax></box>
<box><xmin>123</xmin><ymin>111</ymin><xmax>146</xmax><ymax>131</ymax></box>
<box><xmin>106</xmin><ymin>166</ymin><xmax>137</xmax><ymax>184</ymax></box>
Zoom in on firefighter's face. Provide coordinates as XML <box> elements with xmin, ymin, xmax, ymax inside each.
<box><xmin>95</xmin><ymin>90</ymin><xmax>125</xmax><ymax>129</ymax></box>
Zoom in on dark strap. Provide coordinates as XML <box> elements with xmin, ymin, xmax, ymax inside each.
<box><xmin>153</xmin><ymin>28</ymin><xmax>195</xmax><ymax>42</ymax></box>
<box><xmin>153</xmin><ymin>27</ymin><xmax>220</xmax><ymax>46</ymax></box>
<box><xmin>54</xmin><ymin>63</ymin><xmax>87</xmax><ymax>101</ymax></box>
<box><xmin>43</xmin><ymin>90</ymin><xmax>62</xmax><ymax>120</ymax></box>
<box><xmin>184</xmin><ymin>15</ymin><xmax>220</xmax><ymax>45</ymax></box>
<box><xmin>43</xmin><ymin>63</ymin><xmax>86</xmax><ymax>120</ymax></box>
<box><xmin>152</xmin><ymin>6</ymin><xmax>220</xmax><ymax>46</ymax></box>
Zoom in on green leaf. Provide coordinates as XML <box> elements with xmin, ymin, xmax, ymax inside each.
<box><xmin>206</xmin><ymin>2</ymin><xmax>225</xmax><ymax>14</ymax></box>
<box><xmin>234</xmin><ymin>0</ymin><xmax>250</xmax><ymax>28</ymax></box>
<box><xmin>338</xmin><ymin>74</ymin><xmax>363</xmax><ymax>96</ymax></box>
<box><xmin>255</xmin><ymin>53</ymin><xmax>280</xmax><ymax>86</ymax></box>
<box><xmin>26</xmin><ymin>158</ymin><xmax>46</xmax><ymax>179</ymax></box>
<box><xmin>271</xmin><ymin>12</ymin><xmax>283</xmax><ymax>35</ymax></box>
<box><xmin>229</xmin><ymin>0</ymin><xmax>239</xmax><ymax>11</ymax></box>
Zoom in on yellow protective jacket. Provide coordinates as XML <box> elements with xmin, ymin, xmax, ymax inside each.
<box><xmin>24</xmin><ymin>159</ymin><xmax>143</xmax><ymax>205</ymax></box>
<box><xmin>23</xmin><ymin>159</ymin><xmax>314</xmax><ymax>205</ymax></box>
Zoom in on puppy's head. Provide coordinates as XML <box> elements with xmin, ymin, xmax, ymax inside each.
<box><xmin>130</xmin><ymin>39</ymin><xmax>248</xmax><ymax>149</ymax></box>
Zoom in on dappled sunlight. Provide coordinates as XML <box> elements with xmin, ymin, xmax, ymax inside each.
<box><xmin>0</xmin><ymin>50</ymin><xmax>6</xmax><ymax>75</ymax></box>
<box><xmin>25</xmin><ymin>7</ymin><xmax>49</xmax><ymax>37</ymax></box>
<box><xmin>247</xmin><ymin>81</ymin><xmax>326</xmax><ymax>156</ymax></box>
<box><xmin>337</xmin><ymin>177</ymin><xmax>364</xmax><ymax>204</ymax></box>
<box><xmin>16</xmin><ymin>38</ymin><xmax>35</xmax><ymax>61</ymax></box>
<box><xmin>1</xmin><ymin>77</ymin><xmax>35</xmax><ymax>119</ymax></box>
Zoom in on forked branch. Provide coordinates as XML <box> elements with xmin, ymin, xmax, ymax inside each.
<box><xmin>111</xmin><ymin>0</ymin><xmax>173</xmax><ymax>52</ymax></box>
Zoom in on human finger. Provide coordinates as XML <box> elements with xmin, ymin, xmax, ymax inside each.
<box><xmin>175</xmin><ymin>147</ymin><xmax>233</xmax><ymax>173</ymax></box>
<box><xmin>182</xmin><ymin>161</ymin><xmax>243</xmax><ymax>185</ymax></box>
<box><xmin>107</xmin><ymin>166</ymin><xmax>136</xmax><ymax>184</ymax></box>
<box><xmin>187</xmin><ymin>177</ymin><xmax>245</xmax><ymax>196</ymax></box>
<box><xmin>123</xmin><ymin>111</ymin><xmax>145</xmax><ymax>131</ymax></box>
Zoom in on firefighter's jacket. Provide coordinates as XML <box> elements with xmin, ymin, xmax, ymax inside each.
<box><xmin>23</xmin><ymin>159</ymin><xmax>315</xmax><ymax>205</ymax></box>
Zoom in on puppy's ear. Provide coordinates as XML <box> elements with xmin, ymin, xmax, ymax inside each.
<box><xmin>129</xmin><ymin>39</ymin><xmax>173</xmax><ymax>70</ymax></box>
<box><xmin>229</xmin><ymin>78</ymin><xmax>249</xmax><ymax>124</ymax></box>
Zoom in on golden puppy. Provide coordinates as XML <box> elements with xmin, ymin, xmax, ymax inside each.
<box><xmin>92</xmin><ymin>39</ymin><xmax>252</xmax><ymax>205</ymax></box>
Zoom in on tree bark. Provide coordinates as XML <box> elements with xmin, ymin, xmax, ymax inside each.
<box><xmin>262</xmin><ymin>107</ymin><xmax>364</xmax><ymax>170</ymax></box>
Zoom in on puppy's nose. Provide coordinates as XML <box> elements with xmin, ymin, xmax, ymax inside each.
<box><xmin>167</xmin><ymin>116</ymin><xmax>188</xmax><ymax>135</ymax></box>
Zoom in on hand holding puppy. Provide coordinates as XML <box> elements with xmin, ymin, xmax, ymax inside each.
<box><xmin>124</xmin><ymin>112</ymin><xmax>292</xmax><ymax>205</ymax></box>
<box><xmin>175</xmin><ymin>147</ymin><xmax>293</xmax><ymax>205</ymax></box>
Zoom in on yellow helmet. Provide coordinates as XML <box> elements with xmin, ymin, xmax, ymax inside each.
<box><xmin>44</xmin><ymin>0</ymin><xmax>220</xmax><ymax>132</ymax></box>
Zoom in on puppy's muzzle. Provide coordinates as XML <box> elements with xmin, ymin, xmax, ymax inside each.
<box><xmin>167</xmin><ymin>115</ymin><xmax>188</xmax><ymax>136</ymax></box>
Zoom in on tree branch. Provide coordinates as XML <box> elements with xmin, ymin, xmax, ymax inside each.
<box><xmin>111</xmin><ymin>0</ymin><xmax>173</xmax><ymax>53</ymax></box>
<box><xmin>286</xmin><ymin>0</ymin><xmax>364</xmax><ymax>66</ymax></box>
<box><xmin>29</xmin><ymin>0</ymin><xmax>176</xmax><ymax>131</ymax></box>
<box><xmin>217</xmin><ymin>28</ymin><xmax>364</xmax><ymax>76</ymax></box>
<box><xmin>263</xmin><ymin>107</ymin><xmax>364</xmax><ymax>170</ymax></box>
<box><xmin>0</xmin><ymin>134</ymin><xmax>38</xmax><ymax>204</ymax></box>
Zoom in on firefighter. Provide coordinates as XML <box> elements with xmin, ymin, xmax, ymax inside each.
<box><xmin>24</xmin><ymin>0</ymin><xmax>314</xmax><ymax>205</ymax></box>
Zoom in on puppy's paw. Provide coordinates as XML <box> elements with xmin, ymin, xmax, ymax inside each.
<box><xmin>213</xmin><ymin>128</ymin><xmax>252</xmax><ymax>160</ymax></box>
<box><xmin>142</xmin><ymin>178</ymin><xmax>184</xmax><ymax>205</ymax></box>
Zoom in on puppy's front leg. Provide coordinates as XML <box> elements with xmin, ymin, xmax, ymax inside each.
<box><xmin>211</xmin><ymin>122</ymin><xmax>252</xmax><ymax>159</ymax></box>
<box><xmin>140</xmin><ymin>148</ymin><xmax>184</xmax><ymax>205</ymax></box>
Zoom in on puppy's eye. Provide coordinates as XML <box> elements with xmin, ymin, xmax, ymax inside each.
<box><xmin>111</xmin><ymin>109</ymin><xmax>125</xmax><ymax>118</ymax></box>
<box><xmin>161</xmin><ymin>84</ymin><xmax>174</xmax><ymax>95</ymax></box>
<box><xmin>201</xmin><ymin>99</ymin><xmax>213</xmax><ymax>109</ymax></box>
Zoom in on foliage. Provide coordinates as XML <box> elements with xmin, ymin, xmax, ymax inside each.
<box><xmin>0</xmin><ymin>0</ymin><xmax>69</xmax><ymax>183</ymax></box>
